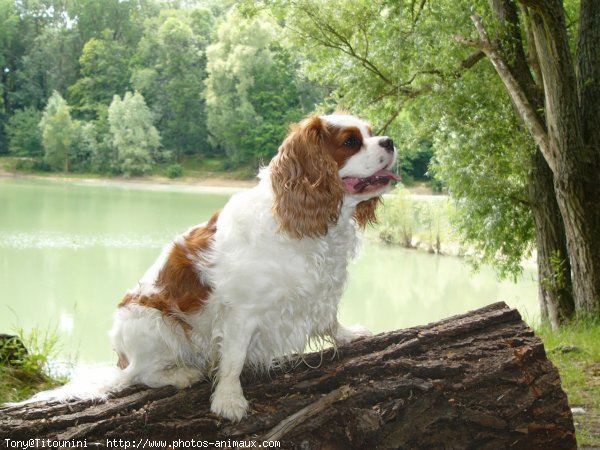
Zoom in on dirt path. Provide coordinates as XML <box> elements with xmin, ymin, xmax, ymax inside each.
<box><xmin>0</xmin><ymin>164</ymin><xmax>257</xmax><ymax>194</ymax></box>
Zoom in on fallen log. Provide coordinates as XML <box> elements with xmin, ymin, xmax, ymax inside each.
<box><xmin>0</xmin><ymin>302</ymin><xmax>576</xmax><ymax>449</ymax></box>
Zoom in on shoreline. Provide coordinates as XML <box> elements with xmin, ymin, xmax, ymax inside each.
<box><xmin>0</xmin><ymin>168</ymin><xmax>258</xmax><ymax>194</ymax></box>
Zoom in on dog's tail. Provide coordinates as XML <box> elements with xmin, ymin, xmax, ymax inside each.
<box><xmin>5</xmin><ymin>364</ymin><xmax>131</xmax><ymax>407</ymax></box>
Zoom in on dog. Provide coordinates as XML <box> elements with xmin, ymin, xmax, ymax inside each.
<box><xmin>17</xmin><ymin>113</ymin><xmax>399</xmax><ymax>422</ymax></box>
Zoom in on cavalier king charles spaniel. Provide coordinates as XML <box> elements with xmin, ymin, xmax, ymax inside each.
<box><xmin>20</xmin><ymin>114</ymin><xmax>399</xmax><ymax>422</ymax></box>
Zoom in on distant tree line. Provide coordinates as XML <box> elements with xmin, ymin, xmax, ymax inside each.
<box><xmin>0</xmin><ymin>1</ymin><xmax>304</xmax><ymax>175</ymax></box>
<box><xmin>0</xmin><ymin>0</ymin><xmax>435</xmax><ymax>180</ymax></box>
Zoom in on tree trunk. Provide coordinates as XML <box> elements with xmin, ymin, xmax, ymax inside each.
<box><xmin>573</xmin><ymin>0</ymin><xmax>600</xmax><ymax>314</ymax></box>
<box><xmin>0</xmin><ymin>302</ymin><xmax>577</xmax><ymax>449</ymax></box>
<box><xmin>528</xmin><ymin>149</ymin><xmax>575</xmax><ymax>327</ymax></box>
<box><xmin>577</xmin><ymin>0</ymin><xmax>600</xmax><ymax>150</ymax></box>
<box><xmin>489</xmin><ymin>0</ymin><xmax>575</xmax><ymax>325</ymax></box>
<box><xmin>523</xmin><ymin>0</ymin><xmax>600</xmax><ymax>315</ymax></box>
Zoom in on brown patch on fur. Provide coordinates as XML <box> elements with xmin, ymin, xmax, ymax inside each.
<box><xmin>118</xmin><ymin>211</ymin><xmax>220</xmax><ymax>328</ymax></box>
<box><xmin>323</xmin><ymin>121</ymin><xmax>383</xmax><ymax>227</ymax></box>
<box><xmin>354</xmin><ymin>197</ymin><xmax>381</xmax><ymax>228</ymax></box>
<box><xmin>271</xmin><ymin>116</ymin><xmax>345</xmax><ymax>238</ymax></box>
<box><xmin>325</xmin><ymin>125</ymin><xmax>363</xmax><ymax>168</ymax></box>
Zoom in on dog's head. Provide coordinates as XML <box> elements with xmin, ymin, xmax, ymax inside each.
<box><xmin>270</xmin><ymin>114</ymin><xmax>400</xmax><ymax>238</ymax></box>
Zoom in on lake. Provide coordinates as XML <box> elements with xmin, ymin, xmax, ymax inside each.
<box><xmin>0</xmin><ymin>177</ymin><xmax>539</xmax><ymax>366</ymax></box>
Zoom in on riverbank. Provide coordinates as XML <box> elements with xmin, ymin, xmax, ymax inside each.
<box><xmin>0</xmin><ymin>159</ymin><xmax>258</xmax><ymax>194</ymax></box>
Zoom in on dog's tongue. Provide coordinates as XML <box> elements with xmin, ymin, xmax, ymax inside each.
<box><xmin>343</xmin><ymin>169</ymin><xmax>402</xmax><ymax>194</ymax></box>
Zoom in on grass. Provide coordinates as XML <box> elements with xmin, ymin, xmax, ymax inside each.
<box><xmin>535</xmin><ymin>319</ymin><xmax>600</xmax><ymax>447</ymax></box>
<box><xmin>0</xmin><ymin>327</ymin><xmax>66</xmax><ymax>404</ymax></box>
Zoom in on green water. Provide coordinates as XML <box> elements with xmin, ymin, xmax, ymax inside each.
<box><xmin>0</xmin><ymin>178</ymin><xmax>539</xmax><ymax>365</ymax></box>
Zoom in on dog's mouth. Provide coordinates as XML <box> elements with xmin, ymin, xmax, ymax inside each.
<box><xmin>342</xmin><ymin>169</ymin><xmax>401</xmax><ymax>194</ymax></box>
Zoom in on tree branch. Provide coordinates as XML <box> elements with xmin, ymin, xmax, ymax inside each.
<box><xmin>461</xmin><ymin>51</ymin><xmax>486</xmax><ymax>69</ymax></box>
<box><xmin>377</xmin><ymin>108</ymin><xmax>402</xmax><ymax>135</ymax></box>
<box><xmin>455</xmin><ymin>16</ymin><xmax>553</xmax><ymax>173</ymax></box>
<box><xmin>299</xmin><ymin>6</ymin><xmax>394</xmax><ymax>86</ymax></box>
<box><xmin>518</xmin><ymin>4</ymin><xmax>544</xmax><ymax>88</ymax></box>
<box><xmin>411</xmin><ymin>0</ymin><xmax>428</xmax><ymax>25</ymax></box>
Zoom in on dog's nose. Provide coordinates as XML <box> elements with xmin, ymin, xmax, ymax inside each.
<box><xmin>379</xmin><ymin>137</ymin><xmax>395</xmax><ymax>153</ymax></box>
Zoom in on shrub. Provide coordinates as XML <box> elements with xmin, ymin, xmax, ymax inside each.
<box><xmin>14</xmin><ymin>159</ymin><xmax>52</xmax><ymax>172</ymax></box>
<box><xmin>166</xmin><ymin>163</ymin><xmax>183</xmax><ymax>178</ymax></box>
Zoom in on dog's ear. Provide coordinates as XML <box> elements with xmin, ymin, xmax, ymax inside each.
<box><xmin>270</xmin><ymin>116</ymin><xmax>345</xmax><ymax>238</ymax></box>
<box><xmin>354</xmin><ymin>197</ymin><xmax>381</xmax><ymax>229</ymax></box>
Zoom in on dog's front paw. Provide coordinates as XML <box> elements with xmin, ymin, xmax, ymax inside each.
<box><xmin>335</xmin><ymin>323</ymin><xmax>373</xmax><ymax>345</ymax></box>
<box><xmin>210</xmin><ymin>383</ymin><xmax>249</xmax><ymax>422</ymax></box>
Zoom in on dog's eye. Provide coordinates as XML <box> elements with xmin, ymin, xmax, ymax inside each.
<box><xmin>343</xmin><ymin>136</ymin><xmax>360</xmax><ymax>147</ymax></box>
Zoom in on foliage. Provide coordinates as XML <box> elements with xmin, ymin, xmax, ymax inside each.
<box><xmin>166</xmin><ymin>163</ymin><xmax>183</xmax><ymax>179</ymax></box>
<box><xmin>107</xmin><ymin>91</ymin><xmax>161</xmax><ymax>176</ymax></box>
<box><xmin>69</xmin><ymin>121</ymin><xmax>98</xmax><ymax>173</ymax></box>
<box><xmin>131</xmin><ymin>9</ymin><xmax>213</xmax><ymax>159</ymax></box>
<box><xmin>39</xmin><ymin>91</ymin><xmax>77</xmax><ymax>172</ymax></box>
<box><xmin>12</xmin><ymin>27</ymin><xmax>80</xmax><ymax>112</ymax></box>
<box><xmin>5</xmin><ymin>108</ymin><xmax>43</xmax><ymax>156</ymax></box>
<box><xmin>378</xmin><ymin>188</ymin><xmax>415</xmax><ymax>248</ymax></box>
<box><xmin>0</xmin><ymin>327</ymin><xmax>65</xmax><ymax>404</ymax></box>
<box><xmin>392</xmin><ymin>113</ymin><xmax>435</xmax><ymax>183</ymax></box>
<box><xmin>427</xmin><ymin>64</ymin><xmax>536</xmax><ymax>281</ymax></box>
<box><xmin>205</xmin><ymin>8</ymin><xmax>306</xmax><ymax>167</ymax></box>
<box><xmin>0</xmin><ymin>0</ymin><xmax>334</xmax><ymax>176</ymax></box>
<box><xmin>65</xmin><ymin>0</ymin><xmax>155</xmax><ymax>48</ymax></box>
<box><xmin>278</xmin><ymin>0</ymin><xmax>478</xmax><ymax>133</ymax></box>
<box><xmin>13</xmin><ymin>158</ymin><xmax>51</xmax><ymax>172</ymax></box>
<box><xmin>376</xmin><ymin>187</ymin><xmax>454</xmax><ymax>254</ymax></box>
<box><xmin>540</xmin><ymin>249</ymin><xmax>569</xmax><ymax>295</ymax></box>
<box><xmin>68</xmin><ymin>34</ymin><xmax>132</xmax><ymax>121</ymax></box>
<box><xmin>0</xmin><ymin>0</ymin><xmax>19</xmax><ymax>153</ymax></box>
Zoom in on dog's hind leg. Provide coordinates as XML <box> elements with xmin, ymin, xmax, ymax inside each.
<box><xmin>111</xmin><ymin>305</ymin><xmax>203</xmax><ymax>389</ymax></box>
<box><xmin>136</xmin><ymin>365</ymin><xmax>202</xmax><ymax>389</ymax></box>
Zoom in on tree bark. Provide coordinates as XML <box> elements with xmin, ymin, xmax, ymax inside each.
<box><xmin>0</xmin><ymin>302</ymin><xmax>577</xmax><ymax>449</ymax></box>
<box><xmin>576</xmin><ymin>0</ymin><xmax>600</xmax><ymax>150</ymax></box>
<box><xmin>528</xmin><ymin>150</ymin><xmax>575</xmax><ymax>327</ymax></box>
<box><xmin>573</xmin><ymin>0</ymin><xmax>600</xmax><ymax>314</ymax></box>
<box><xmin>489</xmin><ymin>0</ymin><xmax>574</xmax><ymax>325</ymax></box>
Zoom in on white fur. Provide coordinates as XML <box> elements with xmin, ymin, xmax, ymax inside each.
<box><xmin>320</xmin><ymin>113</ymin><xmax>371</xmax><ymax>136</ymax></box>
<box><xmin>10</xmin><ymin>115</ymin><xmax>394</xmax><ymax>422</ymax></box>
<box><xmin>109</xmin><ymin>176</ymin><xmax>368</xmax><ymax>421</ymax></box>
